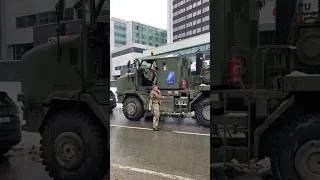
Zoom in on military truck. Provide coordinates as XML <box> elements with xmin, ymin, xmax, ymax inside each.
<box><xmin>17</xmin><ymin>0</ymin><xmax>110</xmax><ymax>179</ymax></box>
<box><xmin>116</xmin><ymin>53</ymin><xmax>210</xmax><ymax>127</ymax></box>
<box><xmin>211</xmin><ymin>0</ymin><xmax>320</xmax><ymax>180</ymax></box>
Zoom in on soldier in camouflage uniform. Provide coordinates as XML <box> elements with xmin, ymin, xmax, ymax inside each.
<box><xmin>150</xmin><ymin>85</ymin><xmax>164</xmax><ymax>131</ymax></box>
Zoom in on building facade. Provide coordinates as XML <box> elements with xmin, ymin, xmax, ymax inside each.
<box><xmin>167</xmin><ymin>0</ymin><xmax>210</xmax><ymax>43</ymax></box>
<box><xmin>0</xmin><ymin>0</ymin><xmax>109</xmax><ymax>60</ymax></box>
<box><xmin>143</xmin><ymin>32</ymin><xmax>210</xmax><ymax>72</ymax></box>
<box><xmin>110</xmin><ymin>17</ymin><xmax>167</xmax><ymax>51</ymax></box>
<box><xmin>167</xmin><ymin>0</ymin><xmax>277</xmax><ymax>44</ymax></box>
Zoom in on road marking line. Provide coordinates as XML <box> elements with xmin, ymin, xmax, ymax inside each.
<box><xmin>111</xmin><ymin>124</ymin><xmax>209</xmax><ymax>136</ymax></box>
<box><xmin>111</xmin><ymin>163</ymin><xmax>196</xmax><ymax>180</ymax></box>
<box><xmin>110</xmin><ymin>124</ymin><xmax>153</xmax><ymax>131</ymax></box>
<box><xmin>171</xmin><ymin>131</ymin><xmax>210</xmax><ymax>136</ymax></box>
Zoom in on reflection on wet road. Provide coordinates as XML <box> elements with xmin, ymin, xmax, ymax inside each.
<box><xmin>110</xmin><ymin>106</ymin><xmax>210</xmax><ymax>180</ymax></box>
<box><xmin>0</xmin><ymin>106</ymin><xmax>210</xmax><ymax>180</ymax></box>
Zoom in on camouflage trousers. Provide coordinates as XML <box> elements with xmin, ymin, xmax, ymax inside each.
<box><xmin>152</xmin><ymin>103</ymin><xmax>160</xmax><ymax>129</ymax></box>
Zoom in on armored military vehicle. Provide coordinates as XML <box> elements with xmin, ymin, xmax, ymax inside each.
<box><xmin>17</xmin><ymin>0</ymin><xmax>110</xmax><ymax>179</ymax></box>
<box><xmin>211</xmin><ymin>0</ymin><xmax>320</xmax><ymax>180</ymax></box>
<box><xmin>116</xmin><ymin>53</ymin><xmax>210</xmax><ymax>127</ymax></box>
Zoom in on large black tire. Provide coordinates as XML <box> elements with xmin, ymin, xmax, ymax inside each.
<box><xmin>123</xmin><ymin>96</ymin><xmax>145</xmax><ymax>121</ymax></box>
<box><xmin>271</xmin><ymin>114</ymin><xmax>320</xmax><ymax>180</ymax></box>
<box><xmin>40</xmin><ymin>110</ymin><xmax>109</xmax><ymax>180</ymax></box>
<box><xmin>195</xmin><ymin>98</ymin><xmax>210</xmax><ymax>127</ymax></box>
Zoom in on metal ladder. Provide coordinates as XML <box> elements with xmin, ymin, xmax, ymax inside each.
<box><xmin>222</xmin><ymin>93</ymin><xmax>252</xmax><ymax>168</ymax></box>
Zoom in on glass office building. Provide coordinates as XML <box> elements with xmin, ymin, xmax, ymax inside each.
<box><xmin>131</xmin><ymin>21</ymin><xmax>167</xmax><ymax>47</ymax></box>
<box><xmin>111</xmin><ymin>18</ymin><xmax>167</xmax><ymax>50</ymax></box>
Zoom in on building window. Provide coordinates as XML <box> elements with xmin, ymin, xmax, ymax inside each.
<box><xmin>197</xmin><ymin>18</ymin><xmax>201</xmax><ymax>24</ymax></box>
<box><xmin>197</xmin><ymin>9</ymin><xmax>201</xmax><ymax>15</ymax></box>
<box><xmin>48</xmin><ymin>11</ymin><xmax>57</xmax><ymax>23</ymax></box>
<box><xmin>203</xmin><ymin>0</ymin><xmax>209</xmax><ymax>3</ymax></box>
<box><xmin>38</xmin><ymin>12</ymin><xmax>49</xmax><ymax>25</ymax></box>
<box><xmin>186</xmin><ymin>5</ymin><xmax>192</xmax><ymax>11</ymax></box>
<box><xmin>202</xmin><ymin>25</ymin><xmax>209</xmax><ymax>31</ymax></box>
<box><xmin>193</xmin><ymin>12</ymin><xmax>197</xmax><ymax>17</ymax></box>
<box><xmin>193</xmin><ymin>29</ymin><xmax>197</xmax><ymax>34</ymax></box>
<box><xmin>186</xmin><ymin>30</ymin><xmax>192</xmax><ymax>36</ymax></box>
<box><xmin>12</xmin><ymin>44</ymin><xmax>33</xmax><ymax>60</ymax></box>
<box><xmin>186</xmin><ymin>13</ymin><xmax>192</xmax><ymax>19</ymax></box>
<box><xmin>197</xmin><ymin>0</ymin><xmax>202</xmax><ymax>6</ymax></box>
<box><xmin>65</xmin><ymin>8</ymin><xmax>74</xmax><ymax>21</ymax></box>
<box><xmin>26</xmin><ymin>15</ymin><xmax>36</xmax><ymax>26</ymax></box>
<box><xmin>193</xmin><ymin>20</ymin><xmax>197</xmax><ymax>25</ymax></box>
<box><xmin>197</xmin><ymin>27</ymin><xmax>201</xmax><ymax>33</ymax></box>
<box><xmin>203</xmin><ymin>6</ymin><xmax>209</xmax><ymax>13</ymax></box>
<box><xmin>203</xmin><ymin>15</ymin><xmax>209</xmax><ymax>22</ymax></box>
<box><xmin>193</xmin><ymin>2</ymin><xmax>197</xmax><ymax>8</ymax></box>
<box><xmin>16</xmin><ymin>17</ymin><xmax>26</xmax><ymax>28</ymax></box>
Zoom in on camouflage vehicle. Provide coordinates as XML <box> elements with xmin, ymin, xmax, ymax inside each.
<box><xmin>116</xmin><ymin>53</ymin><xmax>210</xmax><ymax>127</ymax></box>
<box><xmin>17</xmin><ymin>0</ymin><xmax>110</xmax><ymax>179</ymax></box>
<box><xmin>211</xmin><ymin>0</ymin><xmax>320</xmax><ymax>180</ymax></box>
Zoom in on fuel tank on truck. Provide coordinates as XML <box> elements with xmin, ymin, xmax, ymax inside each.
<box><xmin>20</xmin><ymin>35</ymin><xmax>82</xmax><ymax>104</ymax></box>
<box><xmin>116</xmin><ymin>73</ymin><xmax>136</xmax><ymax>102</ymax></box>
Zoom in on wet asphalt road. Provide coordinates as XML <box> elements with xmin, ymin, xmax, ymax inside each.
<box><xmin>0</xmin><ymin>104</ymin><xmax>272</xmax><ymax>180</ymax></box>
<box><xmin>0</xmin><ymin>105</ymin><xmax>210</xmax><ymax>180</ymax></box>
<box><xmin>110</xmin><ymin>105</ymin><xmax>210</xmax><ymax>179</ymax></box>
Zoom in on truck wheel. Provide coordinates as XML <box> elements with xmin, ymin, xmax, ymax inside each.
<box><xmin>40</xmin><ymin>110</ymin><xmax>109</xmax><ymax>180</ymax></box>
<box><xmin>271</xmin><ymin>114</ymin><xmax>320</xmax><ymax>180</ymax></box>
<box><xmin>123</xmin><ymin>96</ymin><xmax>145</xmax><ymax>121</ymax></box>
<box><xmin>195</xmin><ymin>98</ymin><xmax>210</xmax><ymax>127</ymax></box>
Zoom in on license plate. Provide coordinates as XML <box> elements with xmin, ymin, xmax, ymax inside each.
<box><xmin>110</xmin><ymin>98</ymin><xmax>113</xmax><ymax>101</ymax></box>
<box><xmin>0</xmin><ymin>117</ymin><xmax>10</xmax><ymax>123</ymax></box>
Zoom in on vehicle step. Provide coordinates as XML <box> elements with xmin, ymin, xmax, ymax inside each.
<box><xmin>224</xmin><ymin>146</ymin><xmax>249</xmax><ymax>150</ymax></box>
<box><xmin>225</xmin><ymin>111</ymin><xmax>249</xmax><ymax>114</ymax></box>
<box><xmin>225</xmin><ymin>112</ymin><xmax>248</xmax><ymax>117</ymax></box>
<box><xmin>217</xmin><ymin>127</ymin><xmax>249</xmax><ymax>132</ymax></box>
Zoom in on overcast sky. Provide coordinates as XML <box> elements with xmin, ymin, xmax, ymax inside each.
<box><xmin>110</xmin><ymin>0</ymin><xmax>168</xmax><ymax>30</ymax></box>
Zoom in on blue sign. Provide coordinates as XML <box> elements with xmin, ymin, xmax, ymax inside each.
<box><xmin>166</xmin><ymin>72</ymin><xmax>174</xmax><ymax>85</ymax></box>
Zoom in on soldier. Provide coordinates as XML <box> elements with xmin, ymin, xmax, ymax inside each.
<box><xmin>150</xmin><ymin>85</ymin><xmax>164</xmax><ymax>131</ymax></box>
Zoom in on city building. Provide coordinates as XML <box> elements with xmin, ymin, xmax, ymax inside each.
<box><xmin>110</xmin><ymin>17</ymin><xmax>168</xmax><ymax>51</ymax></box>
<box><xmin>0</xmin><ymin>0</ymin><xmax>109</xmax><ymax>60</ymax></box>
<box><xmin>143</xmin><ymin>32</ymin><xmax>210</xmax><ymax>72</ymax></box>
<box><xmin>167</xmin><ymin>0</ymin><xmax>277</xmax><ymax>44</ymax></box>
<box><xmin>167</xmin><ymin>0</ymin><xmax>210</xmax><ymax>43</ymax></box>
<box><xmin>111</xmin><ymin>43</ymin><xmax>154</xmax><ymax>80</ymax></box>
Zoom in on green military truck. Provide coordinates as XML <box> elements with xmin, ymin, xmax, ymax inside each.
<box><xmin>17</xmin><ymin>0</ymin><xmax>110</xmax><ymax>179</ymax></box>
<box><xmin>211</xmin><ymin>0</ymin><xmax>320</xmax><ymax>180</ymax></box>
<box><xmin>116</xmin><ymin>53</ymin><xmax>210</xmax><ymax>127</ymax></box>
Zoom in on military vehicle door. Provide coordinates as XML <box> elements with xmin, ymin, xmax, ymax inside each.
<box><xmin>135</xmin><ymin>59</ymin><xmax>157</xmax><ymax>100</ymax></box>
<box><xmin>156</xmin><ymin>56</ymin><xmax>189</xmax><ymax>90</ymax></box>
